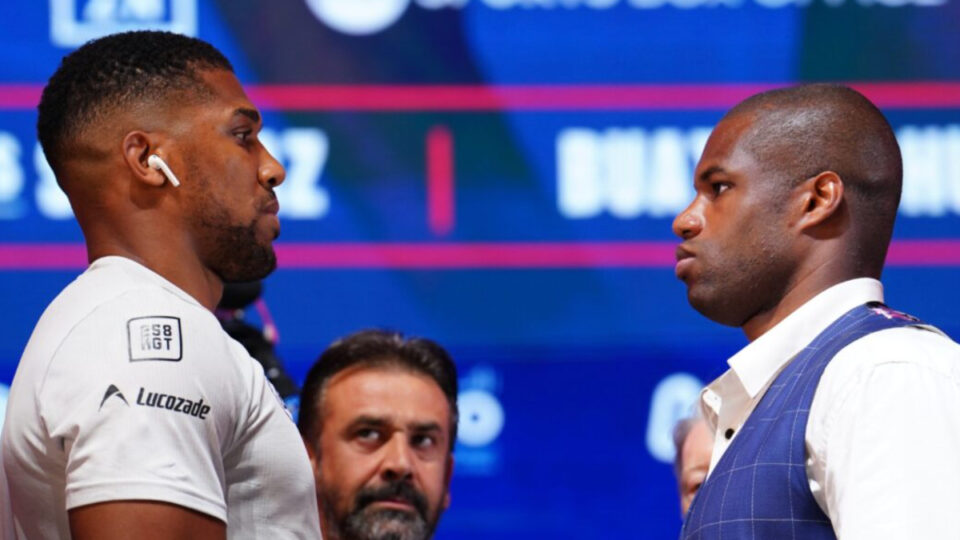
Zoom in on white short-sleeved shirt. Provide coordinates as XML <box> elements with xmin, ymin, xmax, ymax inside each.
<box><xmin>1</xmin><ymin>256</ymin><xmax>322</xmax><ymax>539</ymax></box>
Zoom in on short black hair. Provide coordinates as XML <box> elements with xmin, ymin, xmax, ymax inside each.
<box><xmin>298</xmin><ymin>330</ymin><xmax>460</xmax><ymax>452</ymax></box>
<box><xmin>726</xmin><ymin>83</ymin><xmax>902</xmax><ymax>276</ymax></box>
<box><xmin>37</xmin><ymin>30</ymin><xmax>233</xmax><ymax>173</ymax></box>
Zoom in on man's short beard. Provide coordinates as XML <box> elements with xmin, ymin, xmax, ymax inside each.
<box><xmin>325</xmin><ymin>480</ymin><xmax>439</xmax><ymax>540</ymax></box>
<box><xmin>200</xmin><ymin>217</ymin><xmax>276</xmax><ymax>283</ymax></box>
<box><xmin>185</xmin><ymin>159</ymin><xmax>277</xmax><ymax>283</ymax></box>
<box><xmin>343</xmin><ymin>507</ymin><xmax>429</xmax><ymax>540</ymax></box>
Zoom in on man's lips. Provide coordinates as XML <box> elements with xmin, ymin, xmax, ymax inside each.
<box><xmin>356</xmin><ymin>481</ymin><xmax>429</xmax><ymax>519</ymax></box>
<box><xmin>258</xmin><ymin>199</ymin><xmax>281</xmax><ymax>239</ymax></box>
<box><xmin>369</xmin><ymin>498</ymin><xmax>416</xmax><ymax>512</ymax></box>
<box><xmin>675</xmin><ymin>246</ymin><xmax>695</xmax><ymax>279</ymax></box>
<box><xmin>261</xmin><ymin>198</ymin><xmax>280</xmax><ymax>215</ymax></box>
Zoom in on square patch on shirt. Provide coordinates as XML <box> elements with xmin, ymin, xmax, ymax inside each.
<box><xmin>128</xmin><ymin>316</ymin><xmax>182</xmax><ymax>362</ymax></box>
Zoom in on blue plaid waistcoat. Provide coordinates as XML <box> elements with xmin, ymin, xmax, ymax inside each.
<box><xmin>680</xmin><ymin>302</ymin><xmax>922</xmax><ymax>540</ymax></box>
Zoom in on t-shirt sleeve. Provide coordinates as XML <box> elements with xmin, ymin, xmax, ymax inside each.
<box><xmin>37</xmin><ymin>290</ymin><xmax>243</xmax><ymax>522</ymax></box>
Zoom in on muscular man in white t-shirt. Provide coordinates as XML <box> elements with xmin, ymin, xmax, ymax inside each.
<box><xmin>1</xmin><ymin>31</ymin><xmax>321</xmax><ymax>539</ymax></box>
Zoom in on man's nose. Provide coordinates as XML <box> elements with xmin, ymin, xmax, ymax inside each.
<box><xmin>258</xmin><ymin>146</ymin><xmax>286</xmax><ymax>189</ymax></box>
<box><xmin>380</xmin><ymin>433</ymin><xmax>414</xmax><ymax>482</ymax></box>
<box><xmin>672</xmin><ymin>201</ymin><xmax>703</xmax><ymax>240</ymax></box>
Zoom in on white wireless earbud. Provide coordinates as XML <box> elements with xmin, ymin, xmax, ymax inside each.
<box><xmin>147</xmin><ymin>154</ymin><xmax>181</xmax><ymax>187</ymax></box>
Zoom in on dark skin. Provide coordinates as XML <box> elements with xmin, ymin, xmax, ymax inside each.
<box><xmin>70</xmin><ymin>501</ymin><xmax>224</xmax><ymax>539</ymax></box>
<box><xmin>673</xmin><ymin>112</ymin><xmax>857</xmax><ymax>341</ymax></box>
<box><xmin>62</xmin><ymin>68</ymin><xmax>285</xmax><ymax>538</ymax></box>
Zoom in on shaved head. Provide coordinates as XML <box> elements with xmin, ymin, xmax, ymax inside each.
<box><xmin>37</xmin><ymin>31</ymin><xmax>233</xmax><ymax>180</ymax></box>
<box><xmin>724</xmin><ymin>84</ymin><xmax>902</xmax><ymax>275</ymax></box>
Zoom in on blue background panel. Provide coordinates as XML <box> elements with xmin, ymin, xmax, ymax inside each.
<box><xmin>1</xmin><ymin>1</ymin><xmax>959</xmax><ymax>538</ymax></box>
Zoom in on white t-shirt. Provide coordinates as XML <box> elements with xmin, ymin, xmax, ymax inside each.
<box><xmin>1</xmin><ymin>256</ymin><xmax>321</xmax><ymax>539</ymax></box>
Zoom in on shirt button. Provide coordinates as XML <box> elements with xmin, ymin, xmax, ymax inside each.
<box><xmin>724</xmin><ymin>428</ymin><xmax>735</xmax><ymax>440</ymax></box>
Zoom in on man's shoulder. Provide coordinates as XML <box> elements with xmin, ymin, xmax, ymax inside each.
<box><xmin>43</xmin><ymin>263</ymin><xmax>213</xmax><ymax>340</ymax></box>
<box><xmin>835</xmin><ymin>323</ymin><xmax>959</xmax><ymax>369</ymax></box>
<box><xmin>19</xmin><ymin>261</ymin><xmax>232</xmax><ymax>388</ymax></box>
<box><xmin>77</xmin><ymin>257</ymin><xmax>206</xmax><ymax>312</ymax></box>
<box><xmin>817</xmin><ymin>324</ymin><xmax>960</xmax><ymax>405</ymax></box>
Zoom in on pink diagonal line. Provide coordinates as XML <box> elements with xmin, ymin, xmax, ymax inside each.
<box><xmin>0</xmin><ymin>240</ymin><xmax>957</xmax><ymax>270</ymax></box>
<box><xmin>3</xmin><ymin>83</ymin><xmax>960</xmax><ymax>111</ymax></box>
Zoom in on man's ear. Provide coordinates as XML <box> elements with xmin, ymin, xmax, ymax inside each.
<box><xmin>794</xmin><ymin>170</ymin><xmax>844</xmax><ymax>231</ymax></box>
<box><xmin>122</xmin><ymin>131</ymin><xmax>168</xmax><ymax>188</ymax></box>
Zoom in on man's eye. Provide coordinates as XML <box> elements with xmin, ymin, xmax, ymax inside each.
<box><xmin>234</xmin><ymin>130</ymin><xmax>252</xmax><ymax>143</ymax></box>
<box><xmin>711</xmin><ymin>182</ymin><xmax>730</xmax><ymax>196</ymax></box>
<box><xmin>356</xmin><ymin>429</ymin><xmax>381</xmax><ymax>442</ymax></box>
<box><xmin>411</xmin><ymin>434</ymin><xmax>437</xmax><ymax>449</ymax></box>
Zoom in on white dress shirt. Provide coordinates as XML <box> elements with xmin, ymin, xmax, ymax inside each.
<box><xmin>700</xmin><ymin>278</ymin><xmax>960</xmax><ymax>540</ymax></box>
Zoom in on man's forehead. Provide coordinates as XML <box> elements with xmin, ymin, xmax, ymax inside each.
<box><xmin>322</xmin><ymin>366</ymin><xmax>450</xmax><ymax>419</ymax></box>
<box><xmin>193</xmin><ymin>69</ymin><xmax>259</xmax><ymax>120</ymax></box>
<box><xmin>710</xmin><ymin>112</ymin><xmax>757</xmax><ymax>150</ymax></box>
<box><xmin>696</xmin><ymin>113</ymin><xmax>760</xmax><ymax>172</ymax></box>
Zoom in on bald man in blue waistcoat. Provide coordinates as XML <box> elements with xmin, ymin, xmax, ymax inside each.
<box><xmin>672</xmin><ymin>84</ymin><xmax>960</xmax><ymax>539</ymax></box>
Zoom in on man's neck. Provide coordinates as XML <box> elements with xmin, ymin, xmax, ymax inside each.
<box><xmin>742</xmin><ymin>262</ymin><xmax>865</xmax><ymax>342</ymax></box>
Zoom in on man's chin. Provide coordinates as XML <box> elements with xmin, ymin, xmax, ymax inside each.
<box><xmin>217</xmin><ymin>247</ymin><xmax>276</xmax><ymax>283</ymax></box>
<box><xmin>343</xmin><ymin>506</ymin><xmax>431</xmax><ymax>540</ymax></box>
<box><xmin>260</xmin><ymin>223</ymin><xmax>280</xmax><ymax>243</ymax></box>
<box><xmin>689</xmin><ymin>291</ymin><xmax>752</xmax><ymax>328</ymax></box>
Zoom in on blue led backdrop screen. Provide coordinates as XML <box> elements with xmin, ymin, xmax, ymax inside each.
<box><xmin>1</xmin><ymin>1</ymin><xmax>959</xmax><ymax>538</ymax></box>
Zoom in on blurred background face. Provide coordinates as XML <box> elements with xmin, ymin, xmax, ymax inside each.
<box><xmin>679</xmin><ymin>420</ymin><xmax>713</xmax><ymax>515</ymax></box>
<box><xmin>310</xmin><ymin>366</ymin><xmax>452</xmax><ymax>540</ymax></box>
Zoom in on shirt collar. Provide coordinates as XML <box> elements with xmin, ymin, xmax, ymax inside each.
<box><xmin>726</xmin><ymin>278</ymin><xmax>884</xmax><ymax>398</ymax></box>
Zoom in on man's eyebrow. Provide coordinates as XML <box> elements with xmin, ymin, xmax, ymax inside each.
<box><xmin>234</xmin><ymin>107</ymin><xmax>261</xmax><ymax>124</ymax></box>
<box><xmin>698</xmin><ymin>166</ymin><xmax>726</xmax><ymax>182</ymax></box>
<box><xmin>342</xmin><ymin>416</ymin><xmax>444</xmax><ymax>435</ymax></box>
<box><xmin>409</xmin><ymin>421</ymin><xmax>443</xmax><ymax>433</ymax></box>
<box><xmin>344</xmin><ymin>415</ymin><xmax>390</xmax><ymax>431</ymax></box>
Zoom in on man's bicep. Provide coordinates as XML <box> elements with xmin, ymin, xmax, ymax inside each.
<box><xmin>69</xmin><ymin>500</ymin><xmax>225</xmax><ymax>540</ymax></box>
<box><xmin>43</xmin><ymin>301</ymin><xmax>237</xmax><ymax>520</ymax></box>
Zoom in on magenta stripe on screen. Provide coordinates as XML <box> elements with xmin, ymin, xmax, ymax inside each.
<box><xmin>247</xmin><ymin>83</ymin><xmax>960</xmax><ymax>110</ymax></box>
<box><xmin>275</xmin><ymin>242</ymin><xmax>675</xmax><ymax>268</ymax></box>
<box><xmin>426</xmin><ymin>125</ymin><xmax>455</xmax><ymax>236</ymax></box>
<box><xmin>2</xmin><ymin>83</ymin><xmax>960</xmax><ymax>111</ymax></box>
<box><xmin>885</xmin><ymin>240</ymin><xmax>960</xmax><ymax>266</ymax></box>
<box><xmin>0</xmin><ymin>241</ymin><xmax>957</xmax><ymax>270</ymax></box>
<box><xmin>0</xmin><ymin>244</ymin><xmax>88</xmax><ymax>269</ymax></box>
<box><xmin>0</xmin><ymin>85</ymin><xmax>43</xmax><ymax>109</ymax></box>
